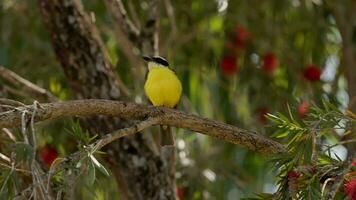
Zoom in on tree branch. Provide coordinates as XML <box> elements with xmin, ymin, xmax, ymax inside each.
<box><xmin>0</xmin><ymin>99</ymin><xmax>286</xmax><ymax>155</ymax></box>
<box><xmin>161</xmin><ymin>0</ymin><xmax>177</xmax><ymax>55</ymax></box>
<box><xmin>105</xmin><ymin>0</ymin><xmax>140</xmax><ymax>38</ymax></box>
<box><xmin>141</xmin><ymin>0</ymin><xmax>161</xmax><ymax>55</ymax></box>
<box><xmin>0</xmin><ymin>66</ymin><xmax>58</xmax><ymax>102</ymax></box>
<box><xmin>96</xmin><ymin>117</ymin><xmax>160</xmax><ymax>149</ymax></box>
<box><xmin>127</xmin><ymin>0</ymin><xmax>141</xmax><ymax>30</ymax></box>
<box><xmin>104</xmin><ymin>0</ymin><xmax>145</xmax><ymax>83</ymax></box>
<box><xmin>328</xmin><ymin>1</ymin><xmax>356</xmax><ymax>111</ymax></box>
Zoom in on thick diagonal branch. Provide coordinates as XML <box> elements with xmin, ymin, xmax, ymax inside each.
<box><xmin>0</xmin><ymin>99</ymin><xmax>286</xmax><ymax>155</ymax></box>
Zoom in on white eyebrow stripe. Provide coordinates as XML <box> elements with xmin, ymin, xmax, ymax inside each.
<box><xmin>148</xmin><ymin>62</ymin><xmax>166</xmax><ymax>70</ymax></box>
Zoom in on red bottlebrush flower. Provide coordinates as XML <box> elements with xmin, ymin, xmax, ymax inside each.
<box><xmin>39</xmin><ymin>145</ymin><xmax>58</xmax><ymax>167</ymax></box>
<box><xmin>176</xmin><ymin>187</ymin><xmax>185</xmax><ymax>199</ymax></box>
<box><xmin>353</xmin><ymin>160</ymin><xmax>356</xmax><ymax>167</ymax></box>
<box><xmin>288</xmin><ymin>171</ymin><xmax>301</xmax><ymax>194</ymax></box>
<box><xmin>235</xmin><ymin>26</ymin><xmax>250</xmax><ymax>48</ymax></box>
<box><xmin>262</xmin><ymin>53</ymin><xmax>278</xmax><ymax>73</ymax></box>
<box><xmin>298</xmin><ymin>101</ymin><xmax>309</xmax><ymax>118</ymax></box>
<box><xmin>287</xmin><ymin>171</ymin><xmax>301</xmax><ymax>179</ymax></box>
<box><xmin>220</xmin><ymin>56</ymin><xmax>238</xmax><ymax>75</ymax></box>
<box><xmin>345</xmin><ymin>179</ymin><xmax>356</xmax><ymax>200</ymax></box>
<box><xmin>257</xmin><ymin>107</ymin><xmax>269</xmax><ymax>123</ymax></box>
<box><xmin>303</xmin><ymin>64</ymin><xmax>321</xmax><ymax>82</ymax></box>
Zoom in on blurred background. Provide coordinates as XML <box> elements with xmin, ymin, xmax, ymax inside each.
<box><xmin>0</xmin><ymin>0</ymin><xmax>354</xmax><ymax>199</ymax></box>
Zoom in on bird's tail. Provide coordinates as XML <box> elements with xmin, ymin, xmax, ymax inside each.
<box><xmin>160</xmin><ymin>125</ymin><xmax>174</xmax><ymax>146</ymax></box>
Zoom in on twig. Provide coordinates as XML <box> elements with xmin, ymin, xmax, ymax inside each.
<box><xmin>21</xmin><ymin>110</ymin><xmax>29</xmax><ymax>144</ymax></box>
<box><xmin>105</xmin><ymin>0</ymin><xmax>140</xmax><ymax>37</ymax></box>
<box><xmin>1</xmin><ymin>128</ymin><xmax>16</xmax><ymax>141</ymax></box>
<box><xmin>323</xmin><ymin>139</ymin><xmax>356</xmax><ymax>152</ymax></box>
<box><xmin>0</xmin><ymin>162</ymin><xmax>31</xmax><ymax>175</ymax></box>
<box><xmin>152</xmin><ymin>0</ymin><xmax>160</xmax><ymax>55</ymax></box>
<box><xmin>0</xmin><ymin>161</ymin><xmax>15</xmax><ymax>193</ymax></box>
<box><xmin>96</xmin><ymin>117</ymin><xmax>160</xmax><ymax>149</ymax></box>
<box><xmin>127</xmin><ymin>0</ymin><xmax>141</xmax><ymax>29</ymax></box>
<box><xmin>324</xmin><ymin>152</ymin><xmax>356</xmax><ymax>200</ymax></box>
<box><xmin>3</xmin><ymin>85</ymin><xmax>30</xmax><ymax>99</ymax></box>
<box><xmin>0</xmin><ymin>98</ymin><xmax>25</xmax><ymax>107</ymax></box>
<box><xmin>0</xmin><ymin>105</ymin><xmax>16</xmax><ymax>112</ymax></box>
<box><xmin>104</xmin><ymin>0</ymin><xmax>144</xmax><ymax>84</ymax></box>
<box><xmin>0</xmin><ymin>99</ymin><xmax>286</xmax><ymax>155</ymax></box>
<box><xmin>0</xmin><ymin>153</ymin><xmax>11</xmax><ymax>163</ymax></box>
<box><xmin>30</xmin><ymin>101</ymin><xmax>39</xmax><ymax>155</ymax></box>
<box><xmin>141</xmin><ymin>0</ymin><xmax>161</xmax><ymax>55</ymax></box>
<box><xmin>0</xmin><ymin>66</ymin><xmax>58</xmax><ymax>102</ymax></box>
<box><xmin>161</xmin><ymin>0</ymin><xmax>177</xmax><ymax>54</ymax></box>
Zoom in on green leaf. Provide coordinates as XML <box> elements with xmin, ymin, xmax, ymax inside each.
<box><xmin>87</xmin><ymin>159</ymin><xmax>96</xmax><ymax>186</ymax></box>
<box><xmin>303</xmin><ymin>137</ymin><xmax>313</xmax><ymax>164</ymax></box>
<box><xmin>88</xmin><ymin>134</ymin><xmax>98</xmax><ymax>143</ymax></box>
<box><xmin>90</xmin><ymin>155</ymin><xmax>110</xmax><ymax>177</ymax></box>
<box><xmin>272</xmin><ymin>130</ymin><xmax>289</xmax><ymax>138</ymax></box>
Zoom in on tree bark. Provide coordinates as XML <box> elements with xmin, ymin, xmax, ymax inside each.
<box><xmin>37</xmin><ymin>0</ymin><xmax>175</xmax><ymax>199</ymax></box>
<box><xmin>330</xmin><ymin>1</ymin><xmax>356</xmax><ymax>157</ymax></box>
<box><xmin>0</xmin><ymin>99</ymin><xmax>287</xmax><ymax>155</ymax></box>
<box><xmin>332</xmin><ymin>1</ymin><xmax>356</xmax><ymax>112</ymax></box>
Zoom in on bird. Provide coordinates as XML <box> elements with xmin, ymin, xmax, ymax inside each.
<box><xmin>143</xmin><ymin>56</ymin><xmax>182</xmax><ymax>146</ymax></box>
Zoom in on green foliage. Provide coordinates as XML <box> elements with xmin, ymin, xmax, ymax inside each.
<box><xmin>66</xmin><ymin>119</ymin><xmax>110</xmax><ymax>183</ymax></box>
<box><xmin>66</xmin><ymin>120</ymin><xmax>98</xmax><ymax>146</ymax></box>
<box><xmin>257</xmin><ymin>101</ymin><xmax>355</xmax><ymax>199</ymax></box>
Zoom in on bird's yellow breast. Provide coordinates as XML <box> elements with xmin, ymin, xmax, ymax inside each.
<box><xmin>144</xmin><ymin>67</ymin><xmax>182</xmax><ymax>108</ymax></box>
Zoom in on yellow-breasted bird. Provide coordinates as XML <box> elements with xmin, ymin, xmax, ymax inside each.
<box><xmin>143</xmin><ymin>56</ymin><xmax>182</xmax><ymax>146</ymax></box>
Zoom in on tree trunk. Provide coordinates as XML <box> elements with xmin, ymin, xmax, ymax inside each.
<box><xmin>38</xmin><ymin>0</ymin><xmax>175</xmax><ymax>199</ymax></box>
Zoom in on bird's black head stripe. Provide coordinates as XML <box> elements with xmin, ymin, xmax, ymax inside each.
<box><xmin>152</xmin><ymin>56</ymin><xmax>169</xmax><ymax>66</ymax></box>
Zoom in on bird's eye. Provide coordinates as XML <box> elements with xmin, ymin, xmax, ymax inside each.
<box><xmin>142</xmin><ymin>56</ymin><xmax>152</xmax><ymax>62</ymax></box>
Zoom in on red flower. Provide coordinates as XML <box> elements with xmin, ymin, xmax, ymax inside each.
<box><xmin>176</xmin><ymin>187</ymin><xmax>185</xmax><ymax>199</ymax></box>
<box><xmin>345</xmin><ymin>179</ymin><xmax>356</xmax><ymax>200</ymax></box>
<box><xmin>298</xmin><ymin>101</ymin><xmax>309</xmax><ymax>118</ymax></box>
<box><xmin>353</xmin><ymin>160</ymin><xmax>356</xmax><ymax>167</ymax></box>
<box><xmin>262</xmin><ymin>53</ymin><xmax>278</xmax><ymax>73</ymax></box>
<box><xmin>39</xmin><ymin>145</ymin><xmax>58</xmax><ymax>167</ymax></box>
<box><xmin>287</xmin><ymin>171</ymin><xmax>301</xmax><ymax>179</ymax></box>
<box><xmin>257</xmin><ymin>107</ymin><xmax>269</xmax><ymax>123</ymax></box>
<box><xmin>303</xmin><ymin>64</ymin><xmax>321</xmax><ymax>82</ymax></box>
<box><xmin>287</xmin><ymin>171</ymin><xmax>300</xmax><ymax>194</ymax></box>
<box><xmin>235</xmin><ymin>26</ymin><xmax>250</xmax><ymax>48</ymax></box>
<box><xmin>220</xmin><ymin>56</ymin><xmax>238</xmax><ymax>75</ymax></box>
